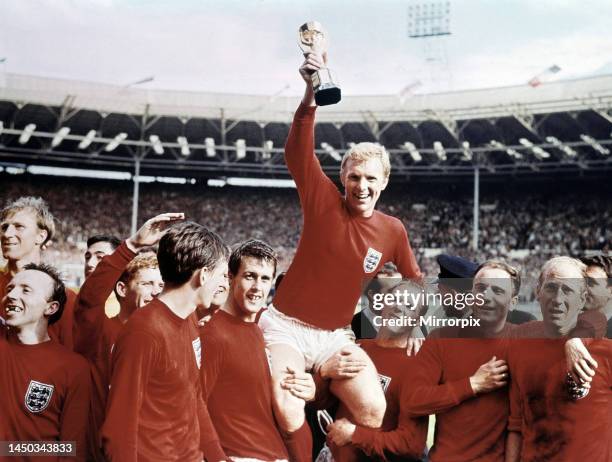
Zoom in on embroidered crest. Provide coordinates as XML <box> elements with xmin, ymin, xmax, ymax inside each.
<box><xmin>192</xmin><ymin>338</ymin><xmax>202</xmax><ymax>369</ymax></box>
<box><xmin>24</xmin><ymin>380</ymin><xmax>54</xmax><ymax>413</ymax></box>
<box><xmin>378</xmin><ymin>374</ymin><xmax>392</xmax><ymax>393</ymax></box>
<box><xmin>363</xmin><ymin>247</ymin><xmax>383</xmax><ymax>273</ymax></box>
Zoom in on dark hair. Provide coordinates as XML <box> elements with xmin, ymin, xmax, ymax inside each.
<box><xmin>157</xmin><ymin>221</ymin><xmax>228</xmax><ymax>286</ymax></box>
<box><xmin>580</xmin><ymin>255</ymin><xmax>612</xmax><ymax>283</ymax></box>
<box><xmin>22</xmin><ymin>263</ymin><xmax>66</xmax><ymax>325</ymax></box>
<box><xmin>228</xmin><ymin>239</ymin><xmax>277</xmax><ymax>277</ymax></box>
<box><xmin>275</xmin><ymin>272</ymin><xmax>286</xmax><ymax>291</ymax></box>
<box><xmin>474</xmin><ymin>260</ymin><xmax>522</xmax><ymax>297</ymax></box>
<box><xmin>86</xmin><ymin>234</ymin><xmax>121</xmax><ymax>250</ymax></box>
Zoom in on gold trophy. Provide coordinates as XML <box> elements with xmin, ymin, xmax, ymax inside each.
<box><xmin>298</xmin><ymin>21</ymin><xmax>341</xmax><ymax>106</ymax></box>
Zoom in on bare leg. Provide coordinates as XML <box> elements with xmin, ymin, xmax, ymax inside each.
<box><xmin>327</xmin><ymin>344</ymin><xmax>386</xmax><ymax>428</ymax></box>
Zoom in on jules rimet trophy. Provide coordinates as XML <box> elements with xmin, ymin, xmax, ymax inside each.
<box><xmin>298</xmin><ymin>21</ymin><xmax>341</xmax><ymax>106</ymax></box>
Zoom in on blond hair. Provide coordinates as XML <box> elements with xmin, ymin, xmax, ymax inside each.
<box><xmin>119</xmin><ymin>252</ymin><xmax>159</xmax><ymax>285</ymax></box>
<box><xmin>340</xmin><ymin>142</ymin><xmax>391</xmax><ymax>179</ymax></box>
<box><xmin>1</xmin><ymin>196</ymin><xmax>55</xmax><ymax>246</ymax></box>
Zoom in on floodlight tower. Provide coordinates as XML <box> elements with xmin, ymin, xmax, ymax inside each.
<box><xmin>407</xmin><ymin>0</ymin><xmax>452</xmax><ymax>92</ymax></box>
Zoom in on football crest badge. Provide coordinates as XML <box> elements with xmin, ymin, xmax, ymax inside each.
<box><xmin>363</xmin><ymin>247</ymin><xmax>382</xmax><ymax>273</ymax></box>
<box><xmin>24</xmin><ymin>380</ymin><xmax>54</xmax><ymax>413</ymax></box>
<box><xmin>378</xmin><ymin>374</ymin><xmax>392</xmax><ymax>393</ymax></box>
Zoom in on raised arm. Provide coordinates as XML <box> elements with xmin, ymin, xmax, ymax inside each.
<box><xmin>73</xmin><ymin>213</ymin><xmax>184</xmax><ymax>358</ymax></box>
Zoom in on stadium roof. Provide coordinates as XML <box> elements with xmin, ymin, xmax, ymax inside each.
<box><xmin>2</xmin><ymin>72</ymin><xmax>612</xmax><ymax>122</ymax></box>
<box><xmin>1</xmin><ymin>72</ymin><xmax>611</xmax><ymax>180</ymax></box>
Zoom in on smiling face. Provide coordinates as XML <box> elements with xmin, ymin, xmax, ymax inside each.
<box><xmin>229</xmin><ymin>256</ymin><xmax>275</xmax><ymax>322</ymax></box>
<box><xmin>472</xmin><ymin>267</ymin><xmax>516</xmax><ymax>330</ymax></box>
<box><xmin>1</xmin><ymin>209</ymin><xmax>47</xmax><ymax>262</ymax></box>
<box><xmin>341</xmin><ymin>157</ymin><xmax>389</xmax><ymax>218</ymax></box>
<box><xmin>3</xmin><ymin>269</ymin><xmax>58</xmax><ymax>329</ymax></box>
<box><xmin>537</xmin><ymin>260</ymin><xmax>586</xmax><ymax>336</ymax></box>
<box><xmin>117</xmin><ymin>267</ymin><xmax>164</xmax><ymax>313</ymax></box>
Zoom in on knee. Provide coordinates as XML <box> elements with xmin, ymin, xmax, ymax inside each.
<box><xmin>354</xmin><ymin>391</ymin><xmax>386</xmax><ymax>428</ymax></box>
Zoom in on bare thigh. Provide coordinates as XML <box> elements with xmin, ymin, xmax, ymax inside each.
<box><xmin>328</xmin><ymin>344</ymin><xmax>386</xmax><ymax>428</ymax></box>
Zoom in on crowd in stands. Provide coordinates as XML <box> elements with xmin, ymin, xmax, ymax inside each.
<box><xmin>1</xmin><ymin>174</ymin><xmax>610</xmax><ymax>300</ymax></box>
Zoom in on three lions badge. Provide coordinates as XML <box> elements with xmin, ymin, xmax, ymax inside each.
<box><xmin>24</xmin><ymin>380</ymin><xmax>54</xmax><ymax>413</ymax></box>
<box><xmin>363</xmin><ymin>247</ymin><xmax>383</xmax><ymax>274</ymax></box>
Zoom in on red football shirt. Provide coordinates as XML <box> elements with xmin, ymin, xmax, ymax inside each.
<box><xmin>200</xmin><ymin>310</ymin><xmax>289</xmax><ymax>461</ymax></box>
<box><xmin>72</xmin><ymin>242</ymin><xmax>135</xmax><ymax>462</ymax></box>
<box><xmin>405</xmin><ymin>327</ymin><xmax>514</xmax><ymax>462</ymax></box>
<box><xmin>101</xmin><ymin>299</ymin><xmax>216</xmax><ymax>462</ymax></box>
<box><xmin>0</xmin><ymin>332</ymin><xmax>90</xmax><ymax>461</ymax></box>
<box><xmin>273</xmin><ymin>103</ymin><xmax>422</xmax><ymax>330</ymax></box>
<box><xmin>348</xmin><ymin>340</ymin><xmax>428</xmax><ymax>461</ymax></box>
<box><xmin>508</xmin><ymin>338</ymin><xmax>612</xmax><ymax>461</ymax></box>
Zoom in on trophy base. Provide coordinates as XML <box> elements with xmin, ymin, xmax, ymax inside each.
<box><xmin>314</xmin><ymin>85</ymin><xmax>341</xmax><ymax>106</ymax></box>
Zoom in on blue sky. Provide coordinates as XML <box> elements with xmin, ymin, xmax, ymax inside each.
<box><xmin>1</xmin><ymin>0</ymin><xmax>611</xmax><ymax>96</ymax></box>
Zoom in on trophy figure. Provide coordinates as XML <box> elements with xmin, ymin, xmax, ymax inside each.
<box><xmin>297</xmin><ymin>21</ymin><xmax>341</xmax><ymax>106</ymax></box>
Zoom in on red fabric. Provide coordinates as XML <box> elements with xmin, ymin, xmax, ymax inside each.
<box><xmin>200</xmin><ymin>310</ymin><xmax>288</xmax><ymax>461</ymax></box>
<box><xmin>405</xmin><ymin>331</ymin><xmax>513</xmax><ymax>462</ymax></box>
<box><xmin>1</xmin><ymin>269</ymin><xmax>76</xmax><ymax>350</ymax></box>
<box><xmin>0</xmin><ymin>333</ymin><xmax>90</xmax><ymax>462</ymax></box>
<box><xmin>101</xmin><ymin>300</ymin><xmax>211</xmax><ymax>462</ymax></box>
<box><xmin>273</xmin><ymin>103</ymin><xmax>421</xmax><ymax>330</ymax></box>
<box><xmin>514</xmin><ymin>311</ymin><xmax>607</xmax><ymax>339</ymax></box>
<box><xmin>507</xmin><ymin>338</ymin><xmax>612</xmax><ymax>461</ymax></box>
<box><xmin>72</xmin><ymin>241</ymin><xmax>134</xmax><ymax>462</ymax></box>
<box><xmin>282</xmin><ymin>421</ymin><xmax>313</xmax><ymax>462</ymax></box>
<box><xmin>348</xmin><ymin>340</ymin><xmax>428</xmax><ymax>461</ymax></box>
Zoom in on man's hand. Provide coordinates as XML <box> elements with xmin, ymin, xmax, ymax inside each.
<box><xmin>126</xmin><ymin>212</ymin><xmax>184</xmax><ymax>252</ymax></box>
<box><xmin>406</xmin><ymin>337</ymin><xmax>424</xmax><ymax>356</ymax></box>
<box><xmin>469</xmin><ymin>356</ymin><xmax>508</xmax><ymax>394</ymax></box>
<box><xmin>565</xmin><ymin>338</ymin><xmax>597</xmax><ymax>386</ymax></box>
<box><xmin>281</xmin><ymin>367</ymin><xmax>316</xmax><ymax>402</ymax></box>
<box><xmin>299</xmin><ymin>52</ymin><xmax>327</xmax><ymax>107</ymax></box>
<box><xmin>299</xmin><ymin>52</ymin><xmax>327</xmax><ymax>83</ymax></box>
<box><xmin>320</xmin><ymin>347</ymin><xmax>367</xmax><ymax>380</ymax></box>
<box><xmin>327</xmin><ymin>418</ymin><xmax>356</xmax><ymax>447</ymax></box>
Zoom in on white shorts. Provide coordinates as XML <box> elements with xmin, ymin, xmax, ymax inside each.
<box><xmin>258</xmin><ymin>305</ymin><xmax>356</xmax><ymax>372</ymax></box>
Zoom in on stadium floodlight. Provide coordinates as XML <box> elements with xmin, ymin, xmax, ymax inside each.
<box><xmin>321</xmin><ymin>142</ymin><xmax>342</xmax><ymax>161</ymax></box>
<box><xmin>580</xmin><ymin>134</ymin><xmax>610</xmax><ymax>155</ymax></box>
<box><xmin>19</xmin><ymin>123</ymin><xmax>36</xmax><ymax>144</ymax></box>
<box><xmin>262</xmin><ymin>140</ymin><xmax>273</xmax><ymax>160</ymax></box>
<box><xmin>205</xmin><ymin>137</ymin><xmax>216</xmax><ymax>157</ymax></box>
<box><xmin>177</xmin><ymin>136</ymin><xmax>190</xmax><ymax>156</ymax></box>
<box><xmin>433</xmin><ymin>141</ymin><xmax>446</xmax><ymax>161</ymax></box>
<box><xmin>402</xmin><ymin>142</ymin><xmax>422</xmax><ymax>162</ymax></box>
<box><xmin>461</xmin><ymin>141</ymin><xmax>472</xmax><ymax>161</ymax></box>
<box><xmin>235</xmin><ymin>139</ymin><xmax>246</xmax><ymax>160</ymax></box>
<box><xmin>489</xmin><ymin>140</ymin><xmax>522</xmax><ymax>159</ymax></box>
<box><xmin>51</xmin><ymin>126</ymin><xmax>71</xmax><ymax>148</ymax></box>
<box><xmin>149</xmin><ymin>135</ymin><xmax>164</xmax><ymax>155</ymax></box>
<box><xmin>79</xmin><ymin>129</ymin><xmax>97</xmax><ymax>150</ymax></box>
<box><xmin>519</xmin><ymin>138</ymin><xmax>550</xmax><ymax>159</ymax></box>
<box><xmin>105</xmin><ymin>132</ymin><xmax>128</xmax><ymax>152</ymax></box>
<box><xmin>545</xmin><ymin>136</ymin><xmax>577</xmax><ymax>157</ymax></box>
<box><xmin>407</xmin><ymin>0</ymin><xmax>451</xmax><ymax>38</ymax></box>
